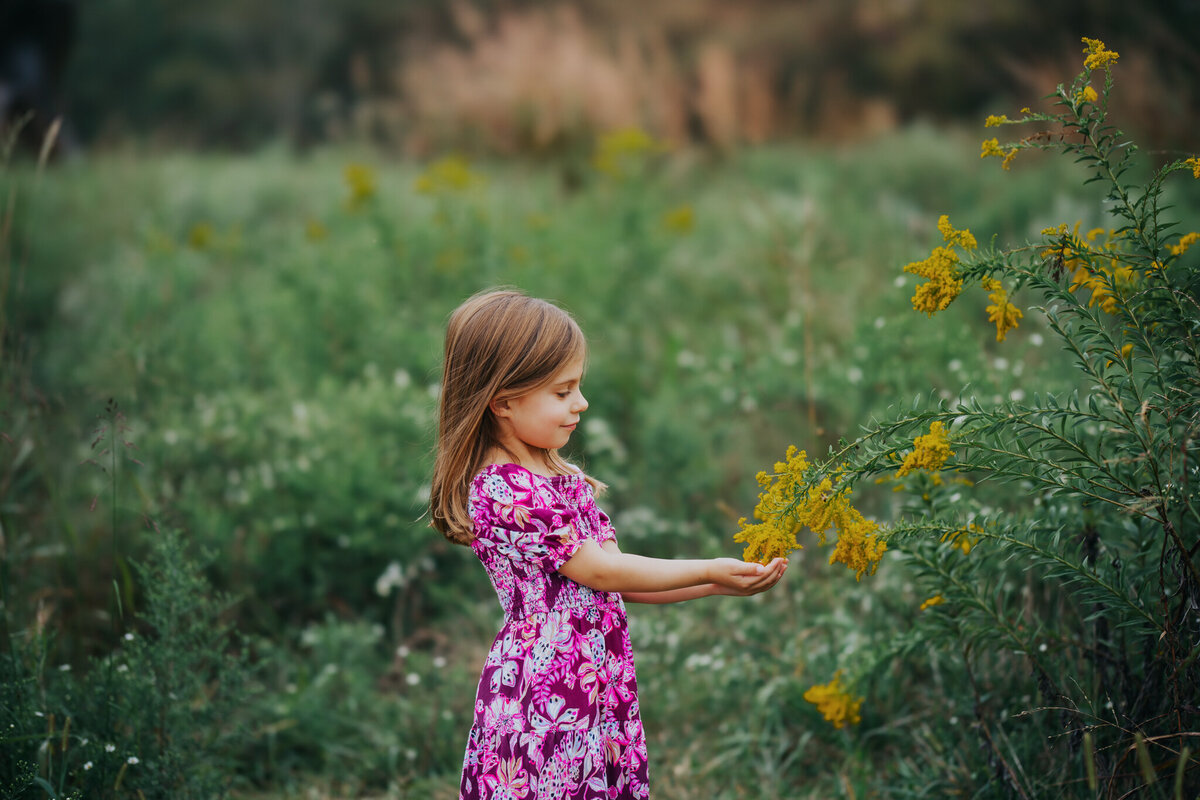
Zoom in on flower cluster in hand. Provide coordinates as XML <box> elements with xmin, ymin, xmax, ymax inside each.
<box><xmin>734</xmin><ymin>446</ymin><xmax>886</xmax><ymax>580</ymax></box>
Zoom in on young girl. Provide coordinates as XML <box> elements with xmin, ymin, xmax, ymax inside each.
<box><xmin>430</xmin><ymin>289</ymin><xmax>788</xmax><ymax>800</ymax></box>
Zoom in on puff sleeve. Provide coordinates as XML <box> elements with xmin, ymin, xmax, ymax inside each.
<box><xmin>471</xmin><ymin>465</ymin><xmax>584</xmax><ymax>573</ymax></box>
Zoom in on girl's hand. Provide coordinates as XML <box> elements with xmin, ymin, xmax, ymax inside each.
<box><xmin>708</xmin><ymin>557</ymin><xmax>788</xmax><ymax>596</ymax></box>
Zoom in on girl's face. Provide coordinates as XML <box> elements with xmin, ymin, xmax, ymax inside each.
<box><xmin>492</xmin><ymin>356</ymin><xmax>588</xmax><ymax>457</ymax></box>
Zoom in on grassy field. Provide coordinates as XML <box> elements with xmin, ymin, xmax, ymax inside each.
<box><xmin>5</xmin><ymin>123</ymin><xmax>1189</xmax><ymax>798</ymax></box>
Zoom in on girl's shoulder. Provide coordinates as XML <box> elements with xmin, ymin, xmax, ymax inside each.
<box><xmin>471</xmin><ymin>462</ymin><xmax>589</xmax><ymax>502</ymax></box>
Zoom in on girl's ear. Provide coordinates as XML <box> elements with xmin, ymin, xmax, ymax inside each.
<box><xmin>489</xmin><ymin>396</ymin><xmax>512</xmax><ymax>419</ymax></box>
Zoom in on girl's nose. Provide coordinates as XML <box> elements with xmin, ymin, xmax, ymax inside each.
<box><xmin>574</xmin><ymin>391</ymin><xmax>588</xmax><ymax>413</ymax></box>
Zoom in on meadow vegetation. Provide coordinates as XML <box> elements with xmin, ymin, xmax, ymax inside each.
<box><xmin>3</xmin><ymin>44</ymin><xmax>1198</xmax><ymax>798</ymax></box>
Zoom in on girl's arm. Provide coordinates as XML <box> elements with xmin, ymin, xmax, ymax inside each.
<box><xmin>596</xmin><ymin>541</ymin><xmax>773</xmax><ymax>604</ymax></box>
<box><xmin>557</xmin><ymin>539</ymin><xmax>786</xmax><ymax>597</ymax></box>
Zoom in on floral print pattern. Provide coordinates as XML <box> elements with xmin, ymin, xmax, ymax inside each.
<box><xmin>459</xmin><ymin>463</ymin><xmax>649</xmax><ymax>799</ymax></box>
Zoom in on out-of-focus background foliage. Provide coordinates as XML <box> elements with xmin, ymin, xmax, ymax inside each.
<box><xmin>2</xmin><ymin>1</ymin><xmax>1198</xmax><ymax>798</ymax></box>
<box><xmin>55</xmin><ymin>0</ymin><xmax>1200</xmax><ymax>153</ymax></box>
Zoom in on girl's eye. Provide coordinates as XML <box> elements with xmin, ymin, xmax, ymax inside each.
<box><xmin>557</xmin><ymin>391</ymin><xmax>570</xmax><ymax>398</ymax></box>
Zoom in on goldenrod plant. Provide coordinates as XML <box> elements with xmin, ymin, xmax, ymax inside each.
<box><xmin>740</xmin><ymin>37</ymin><xmax>1199</xmax><ymax>797</ymax></box>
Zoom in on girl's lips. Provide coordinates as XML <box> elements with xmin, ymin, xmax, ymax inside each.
<box><xmin>564</xmin><ymin>423</ymin><xmax>577</xmax><ymax>431</ymax></box>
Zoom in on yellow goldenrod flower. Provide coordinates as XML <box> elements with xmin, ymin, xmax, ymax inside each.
<box><xmin>984</xmin><ymin>115</ymin><xmax>1009</xmax><ymax>128</ymax></box>
<box><xmin>984</xmin><ymin>278</ymin><xmax>1023</xmax><ymax>341</ymax></box>
<box><xmin>187</xmin><ymin>222</ymin><xmax>214</xmax><ymax>250</ymax></box>
<box><xmin>735</xmin><ymin>447</ymin><xmax>887</xmax><ymax>579</ymax></box>
<box><xmin>896</xmin><ymin>421</ymin><xmax>954</xmax><ymax>478</ymax></box>
<box><xmin>1121</xmin><ymin>342</ymin><xmax>1133</xmax><ymax>360</ymax></box>
<box><xmin>937</xmin><ymin>215</ymin><xmax>977</xmax><ymax>250</ymax></box>
<box><xmin>1187</xmin><ymin>157</ymin><xmax>1200</xmax><ymax>179</ymax></box>
<box><xmin>344</xmin><ymin>163</ymin><xmax>377</xmax><ymax>210</ymax></box>
<box><xmin>981</xmin><ymin>138</ymin><xmax>1018</xmax><ymax>170</ymax></box>
<box><xmin>592</xmin><ymin>127</ymin><xmax>663</xmax><ymax>178</ymax></box>
<box><xmin>919</xmin><ymin>595</ymin><xmax>946</xmax><ymax>611</ymax></box>
<box><xmin>1020</xmin><ymin>107</ymin><xmax>1032</xmax><ymax>114</ymax></box>
<box><xmin>1082</xmin><ymin>37</ymin><xmax>1119</xmax><ymax>71</ymax></box>
<box><xmin>734</xmin><ymin>446</ymin><xmax>811</xmax><ymax>564</ymax></box>
<box><xmin>1069</xmin><ymin>262</ymin><xmax>1136</xmax><ymax>314</ymax></box>
<box><xmin>804</xmin><ymin>671</ymin><xmax>863</xmax><ymax>729</ymax></box>
<box><xmin>305</xmin><ymin>218</ymin><xmax>328</xmax><ymax>242</ymax></box>
<box><xmin>827</xmin><ymin>507</ymin><xmax>887</xmax><ymax>580</ymax></box>
<box><xmin>1077</xmin><ymin>86</ymin><xmax>1099</xmax><ymax>104</ymax></box>
<box><xmin>942</xmin><ymin>524</ymin><xmax>981</xmax><ymax>555</ymax></box>
<box><xmin>905</xmin><ymin>247</ymin><xmax>963</xmax><ymax>315</ymax></box>
<box><xmin>1168</xmin><ymin>231</ymin><xmax>1199</xmax><ymax>257</ymax></box>
<box><xmin>662</xmin><ymin>204</ymin><xmax>695</xmax><ymax>233</ymax></box>
<box><xmin>414</xmin><ymin>155</ymin><xmax>485</xmax><ymax>196</ymax></box>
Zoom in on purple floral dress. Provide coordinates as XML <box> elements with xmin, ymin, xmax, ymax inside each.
<box><xmin>459</xmin><ymin>463</ymin><xmax>649</xmax><ymax>800</ymax></box>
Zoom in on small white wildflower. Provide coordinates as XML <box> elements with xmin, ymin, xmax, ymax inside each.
<box><xmin>59</xmin><ymin>664</ymin><xmax>70</xmax><ymax>671</ymax></box>
<box><xmin>846</xmin><ymin>366</ymin><xmax>863</xmax><ymax>384</ymax></box>
<box><xmin>127</xmin><ymin>756</ymin><xmax>139</xmax><ymax>765</ymax></box>
<box><xmin>163</xmin><ymin>429</ymin><xmax>178</xmax><ymax>446</ymax></box>
<box><xmin>292</xmin><ymin>402</ymin><xmax>309</xmax><ymax>423</ymax></box>
<box><xmin>375</xmin><ymin>562</ymin><xmax>406</xmax><ymax>597</ymax></box>
<box><xmin>406</xmin><ymin>672</ymin><xmax>421</xmax><ymax>686</ymax></box>
<box><xmin>949</xmin><ymin>716</ymin><xmax>958</xmax><ymax>725</ymax></box>
<box><xmin>124</xmin><ymin>632</ymin><xmax>134</xmax><ymax>641</ymax></box>
<box><xmin>393</xmin><ymin>369</ymin><xmax>412</xmax><ymax>389</ymax></box>
<box><xmin>396</xmin><ymin>645</ymin><xmax>411</xmax><ymax>658</ymax></box>
<box><xmin>893</xmin><ymin>275</ymin><xmax>907</xmax><ymax>288</ymax></box>
<box><xmin>1030</xmin><ymin>333</ymin><xmax>1044</xmax><ymax>346</ymax></box>
<box><xmin>874</xmin><ymin>316</ymin><xmax>886</xmax><ymax>329</ymax></box>
<box><xmin>948</xmin><ymin>359</ymin><xmax>962</xmax><ymax>372</ymax></box>
<box><xmin>1038</xmin><ymin>642</ymin><xmax>1048</xmax><ymax>652</ymax></box>
<box><xmin>739</xmin><ymin>395</ymin><xmax>757</xmax><ymax>413</ymax></box>
<box><xmin>778</xmin><ymin>349</ymin><xmax>799</xmax><ymax>366</ymax></box>
<box><xmin>415</xmin><ymin>483</ymin><xmax>431</xmax><ymax>503</ymax></box>
<box><xmin>433</xmin><ymin>656</ymin><xmax>447</xmax><ymax>669</ymax></box>
<box><xmin>33</xmin><ymin>711</ymin><xmax>44</xmax><ymax>718</ymax></box>
<box><xmin>1009</xmin><ymin>389</ymin><xmax>1026</xmax><ymax>402</ymax></box>
<box><xmin>427</xmin><ymin>383</ymin><xmax>441</xmax><ymax>400</ymax></box>
<box><xmin>675</xmin><ymin>349</ymin><xmax>700</xmax><ymax>368</ymax></box>
<box><xmin>83</xmin><ymin>761</ymin><xmax>94</xmax><ymax>771</ymax></box>
<box><xmin>993</xmin><ymin>357</ymin><xmax>1009</xmax><ymax>371</ymax></box>
<box><xmin>405</xmin><ymin>748</ymin><xmax>418</xmax><ymax>760</ymax></box>
<box><xmin>116</xmin><ymin>664</ymin><xmax>129</xmax><ymax>673</ymax></box>
<box><xmin>105</xmin><ymin>743</ymin><xmax>116</xmax><ymax>753</ymax></box>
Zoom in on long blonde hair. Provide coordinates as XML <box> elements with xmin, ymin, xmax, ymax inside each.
<box><xmin>430</xmin><ymin>289</ymin><xmax>598</xmax><ymax>544</ymax></box>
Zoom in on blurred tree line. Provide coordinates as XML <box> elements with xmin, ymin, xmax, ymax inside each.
<box><xmin>53</xmin><ymin>0</ymin><xmax>1200</xmax><ymax>153</ymax></box>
